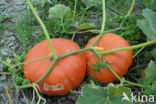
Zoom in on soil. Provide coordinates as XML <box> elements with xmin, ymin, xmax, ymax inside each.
<box><xmin>0</xmin><ymin>0</ymin><xmax>79</xmax><ymax>104</ymax></box>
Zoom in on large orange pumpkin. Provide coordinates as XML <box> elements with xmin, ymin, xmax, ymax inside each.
<box><xmin>23</xmin><ymin>38</ymin><xmax>86</xmax><ymax>95</ymax></box>
<box><xmin>84</xmin><ymin>33</ymin><xmax>133</xmax><ymax>83</ymax></box>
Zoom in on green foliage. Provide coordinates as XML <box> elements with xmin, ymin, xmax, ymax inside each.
<box><xmin>88</xmin><ymin>61</ymin><xmax>112</xmax><ymax>72</ymax></box>
<box><xmin>137</xmin><ymin>8</ymin><xmax>156</xmax><ymax>41</ymax></box>
<box><xmin>48</xmin><ymin>4</ymin><xmax>74</xmax><ymax>36</ymax></box>
<box><xmin>139</xmin><ymin>61</ymin><xmax>156</xmax><ymax>95</ymax></box>
<box><xmin>1</xmin><ymin>52</ymin><xmax>30</xmax><ymax>88</ymax></box>
<box><xmin>136</xmin><ymin>9</ymin><xmax>156</xmax><ymax>96</ymax></box>
<box><xmin>77</xmin><ymin>84</ymin><xmax>134</xmax><ymax>104</ymax></box>
<box><xmin>141</xmin><ymin>61</ymin><xmax>156</xmax><ymax>81</ymax></box>
<box><xmin>117</xmin><ymin>14</ymin><xmax>143</xmax><ymax>45</ymax></box>
<box><xmin>141</xmin><ymin>0</ymin><xmax>156</xmax><ymax>11</ymax></box>
<box><xmin>49</xmin><ymin>4</ymin><xmax>71</xmax><ymax>20</ymax></box>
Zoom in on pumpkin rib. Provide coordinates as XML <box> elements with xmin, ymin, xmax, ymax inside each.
<box><xmin>55</xmin><ymin>65</ymin><xmax>73</xmax><ymax>95</ymax></box>
<box><xmin>60</xmin><ymin>55</ymin><xmax>86</xmax><ymax>88</ymax></box>
<box><xmin>107</xmin><ymin>53</ymin><xmax>128</xmax><ymax>76</ymax></box>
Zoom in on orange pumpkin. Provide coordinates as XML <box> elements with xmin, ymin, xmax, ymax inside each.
<box><xmin>23</xmin><ymin>38</ymin><xmax>86</xmax><ymax>95</ymax></box>
<box><xmin>84</xmin><ymin>33</ymin><xmax>133</xmax><ymax>83</ymax></box>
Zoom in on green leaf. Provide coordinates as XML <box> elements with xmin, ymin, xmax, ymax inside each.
<box><xmin>107</xmin><ymin>83</ymin><xmax>131</xmax><ymax>98</ymax></box>
<box><xmin>137</xmin><ymin>8</ymin><xmax>156</xmax><ymax>41</ymax></box>
<box><xmin>77</xmin><ymin>84</ymin><xmax>107</xmax><ymax>104</ymax></box>
<box><xmin>137</xmin><ymin>19</ymin><xmax>155</xmax><ymax>41</ymax></box>
<box><xmin>142</xmin><ymin>60</ymin><xmax>156</xmax><ymax>80</ymax></box>
<box><xmin>139</xmin><ymin>61</ymin><xmax>156</xmax><ymax>95</ymax></box>
<box><xmin>77</xmin><ymin>84</ymin><xmax>134</xmax><ymax>104</ymax></box>
<box><xmin>143</xmin><ymin>8</ymin><xmax>156</xmax><ymax>34</ymax></box>
<box><xmin>49</xmin><ymin>4</ymin><xmax>71</xmax><ymax>20</ymax></box>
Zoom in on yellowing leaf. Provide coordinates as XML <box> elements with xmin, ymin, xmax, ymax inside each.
<box><xmin>78</xmin><ymin>23</ymin><xmax>96</xmax><ymax>31</ymax></box>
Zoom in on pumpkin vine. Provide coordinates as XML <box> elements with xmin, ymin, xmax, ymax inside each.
<box><xmin>26</xmin><ymin>0</ymin><xmax>57</xmax><ymax>59</ymax></box>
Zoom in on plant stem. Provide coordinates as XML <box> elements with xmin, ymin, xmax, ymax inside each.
<box><xmin>61</xmin><ymin>17</ymin><xmax>65</xmax><ymax>31</ymax></box>
<box><xmin>78</xmin><ymin>4</ymin><xmax>94</xmax><ymax>16</ymax></box>
<box><xmin>58</xmin><ymin>48</ymin><xmax>92</xmax><ymax>59</ymax></box>
<box><xmin>13</xmin><ymin>40</ymin><xmax>156</xmax><ymax>79</ymax></box>
<box><xmin>0</xmin><ymin>60</ymin><xmax>14</xmax><ymax>69</ymax></box>
<box><xmin>108</xmin><ymin>7</ymin><xmax>123</xmax><ymax>15</ymax></box>
<box><xmin>16</xmin><ymin>83</ymin><xmax>34</xmax><ymax>89</ymax></box>
<box><xmin>90</xmin><ymin>80</ymin><xmax>96</xmax><ymax>86</ymax></box>
<box><xmin>133</xmin><ymin>47</ymin><xmax>145</xmax><ymax>58</ymax></box>
<box><xmin>71</xmin><ymin>31</ymin><xmax>76</xmax><ymax>41</ymax></box>
<box><xmin>100</xmin><ymin>40</ymin><xmax>156</xmax><ymax>55</ymax></box>
<box><xmin>91</xmin><ymin>0</ymin><xmax>106</xmax><ymax>47</ymax></box>
<box><xmin>103</xmin><ymin>61</ymin><xmax>144</xmax><ymax>88</ymax></box>
<box><xmin>14</xmin><ymin>55</ymin><xmax>52</xmax><ymax>67</ymax></box>
<box><xmin>26</xmin><ymin>0</ymin><xmax>57</xmax><ymax>59</ymax></box>
<box><xmin>35</xmin><ymin>48</ymin><xmax>93</xmax><ymax>84</ymax></box>
<box><xmin>107</xmin><ymin>65</ymin><xmax>122</xmax><ymax>82</ymax></box>
<box><xmin>73</xmin><ymin>0</ymin><xmax>77</xmax><ymax>22</ymax></box>
<box><xmin>36</xmin><ymin>59</ymin><xmax>57</xmax><ymax>84</ymax></box>
<box><xmin>33</xmin><ymin>84</ymin><xmax>46</xmax><ymax>104</ymax></box>
<box><xmin>126</xmin><ymin>0</ymin><xmax>135</xmax><ymax>16</ymax></box>
<box><xmin>124</xmin><ymin>80</ymin><xmax>144</xmax><ymax>87</ymax></box>
<box><xmin>0</xmin><ymin>72</ymin><xmax>10</xmax><ymax>75</ymax></box>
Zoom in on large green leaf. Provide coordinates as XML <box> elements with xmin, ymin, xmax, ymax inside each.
<box><xmin>77</xmin><ymin>84</ymin><xmax>107</xmax><ymax>104</ymax></box>
<box><xmin>49</xmin><ymin>4</ymin><xmax>71</xmax><ymax>20</ymax></box>
<box><xmin>77</xmin><ymin>84</ymin><xmax>134</xmax><ymax>104</ymax></box>
<box><xmin>143</xmin><ymin>8</ymin><xmax>156</xmax><ymax>34</ymax></box>
<box><xmin>137</xmin><ymin>19</ymin><xmax>155</xmax><ymax>41</ymax></box>
<box><xmin>137</xmin><ymin>8</ymin><xmax>156</xmax><ymax>41</ymax></box>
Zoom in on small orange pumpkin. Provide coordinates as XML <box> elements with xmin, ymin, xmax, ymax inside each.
<box><xmin>84</xmin><ymin>33</ymin><xmax>133</xmax><ymax>83</ymax></box>
<box><xmin>23</xmin><ymin>38</ymin><xmax>86</xmax><ymax>95</ymax></box>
